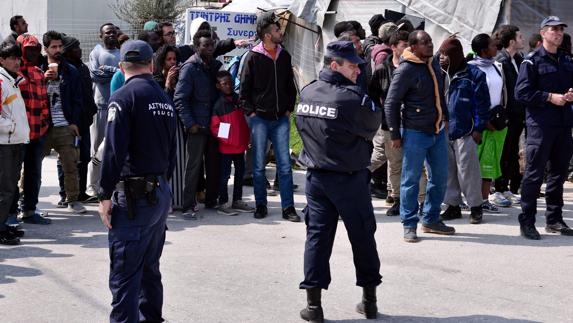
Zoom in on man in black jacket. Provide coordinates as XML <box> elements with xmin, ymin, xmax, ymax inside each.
<box><xmin>41</xmin><ymin>30</ymin><xmax>86</xmax><ymax>214</ymax></box>
<box><xmin>493</xmin><ymin>25</ymin><xmax>525</xmax><ymax>202</ymax></box>
<box><xmin>239</xmin><ymin>12</ymin><xmax>300</xmax><ymax>222</ymax></box>
<box><xmin>296</xmin><ymin>40</ymin><xmax>382</xmax><ymax>322</ymax></box>
<box><xmin>369</xmin><ymin>30</ymin><xmax>428</xmax><ymax>216</ymax></box>
<box><xmin>61</xmin><ymin>35</ymin><xmax>98</xmax><ymax>203</ymax></box>
<box><xmin>385</xmin><ymin>30</ymin><xmax>454</xmax><ymax>242</ymax></box>
<box><xmin>174</xmin><ymin>30</ymin><xmax>222</xmax><ymax>219</ymax></box>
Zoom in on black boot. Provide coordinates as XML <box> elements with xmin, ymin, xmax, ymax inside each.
<box><xmin>356</xmin><ymin>286</ymin><xmax>377</xmax><ymax>319</ymax></box>
<box><xmin>300</xmin><ymin>288</ymin><xmax>324</xmax><ymax>323</ymax></box>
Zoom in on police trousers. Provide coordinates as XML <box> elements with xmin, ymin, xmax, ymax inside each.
<box><xmin>108</xmin><ymin>177</ymin><xmax>171</xmax><ymax>323</ymax></box>
<box><xmin>519</xmin><ymin>126</ymin><xmax>573</xmax><ymax>226</ymax></box>
<box><xmin>300</xmin><ymin>169</ymin><xmax>382</xmax><ymax>290</ymax></box>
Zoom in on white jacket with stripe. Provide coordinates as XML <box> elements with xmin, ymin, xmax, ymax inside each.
<box><xmin>0</xmin><ymin>66</ymin><xmax>29</xmax><ymax>144</ymax></box>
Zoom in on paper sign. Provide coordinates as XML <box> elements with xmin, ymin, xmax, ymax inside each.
<box><xmin>218</xmin><ymin>123</ymin><xmax>231</xmax><ymax>139</ymax></box>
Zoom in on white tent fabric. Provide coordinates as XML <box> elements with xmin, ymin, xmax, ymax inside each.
<box><xmin>288</xmin><ymin>0</ymin><xmax>331</xmax><ymax>26</ymax></box>
<box><xmin>221</xmin><ymin>0</ymin><xmax>294</xmax><ymax>12</ymax></box>
<box><xmin>394</xmin><ymin>0</ymin><xmax>503</xmax><ymax>46</ymax></box>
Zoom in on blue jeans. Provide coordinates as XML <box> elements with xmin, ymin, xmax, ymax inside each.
<box><xmin>400</xmin><ymin>128</ymin><xmax>448</xmax><ymax>228</ymax></box>
<box><xmin>249</xmin><ymin>115</ymin><xmax>294</xmax><ymax>209</ymax></box>
<box><xmin>218</xmin><ymin>153</ymin><xmax>245</xmax><ymax>205</ymax></box>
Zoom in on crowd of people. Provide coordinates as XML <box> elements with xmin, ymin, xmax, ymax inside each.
<box><xmin>0</xmin><ymin>11</ymin><xmax>572</xmax><ymax>245</ymax></box>
<box><xmin>1</xmin><ymin>8</ymin><xmax>573</xmax><ymax>323</ymax></box>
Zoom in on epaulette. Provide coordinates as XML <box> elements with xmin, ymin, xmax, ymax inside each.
<box><xmin>300</xmin><ymin>79</ymin><xmax>317</xmax><ymax>92</ymax></box>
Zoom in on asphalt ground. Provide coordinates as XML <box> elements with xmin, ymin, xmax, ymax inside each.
<box><xmin>1</xmin><ymin>155</ymin><xmax>572</xmax><ymax>322</ymax></box>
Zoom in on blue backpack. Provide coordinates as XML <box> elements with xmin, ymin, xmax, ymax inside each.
<box><xmin>227</xmin><ymin>51</ymin><xmax>249</xmax><ymax>94</ymax></box>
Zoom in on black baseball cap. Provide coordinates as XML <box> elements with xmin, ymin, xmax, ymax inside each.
<box><xmin>540</xmin><ymin>16</ymin><xmax>568</xmax><ymax>29</ymax></box>
<box><xmin>120</xmin><ymin>40</ymin><xmax>153</xmax><ymax>62</ymax></box>
<box><xmin>326</xmin><ymin>40</ymin><xmax>364</xmax><ymax>64</ymax></box>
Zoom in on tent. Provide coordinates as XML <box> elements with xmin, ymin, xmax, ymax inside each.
<box><xmin>285</xmin><ymin>0</ymin><xmax>573</xmax><ymax>87</ymax></box>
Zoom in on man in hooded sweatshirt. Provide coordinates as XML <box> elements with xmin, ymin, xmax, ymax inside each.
<box><xmin>385</xmin><ymin>30</ymin><xmax>454</xmax><ymax>243</ymax></box>
<box><xmin>438</xmin><ymin>36</ymin><xmax>490</xmax><ymax>225</ymax></box>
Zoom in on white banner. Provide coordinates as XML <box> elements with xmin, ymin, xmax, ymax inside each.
<box><xmin>184</xmin><ymin>8</ymin><xmax>257</xmax><ymax>64</ymax></box>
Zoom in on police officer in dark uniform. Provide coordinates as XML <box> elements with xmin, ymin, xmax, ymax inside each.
<box><xmin>97</xmin><ymin>40</ymin><xmax>176</xmax><ymax>322</ymax></box>
<box><xmin>515</xmin><ymin>16</ymin><xmax>573</xmax><ymax>240</ymax></box>
<box><xmin>296</xmin><ymin>41</ymin><xmax>382</xmax><ymax>322</ymax></box>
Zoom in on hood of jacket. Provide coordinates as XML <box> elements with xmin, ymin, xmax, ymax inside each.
<box><xmin>401</xmin><ymin>47</ymin><xmax>429</xmax><ymax>64</ymax></box>
<box><xmin>16</xmin><ymin>34</ymin><xmax>41</xmax><ymax>66</ymax></box>
<box><xmin>189</xmin><ymin>17</ymin><xmax>208</xmax><ymax>41</ymax></box>
<box><xmin>251</xmin><ymin>42</ymin><xmax>283</xmax><ymax>61</ymax></box>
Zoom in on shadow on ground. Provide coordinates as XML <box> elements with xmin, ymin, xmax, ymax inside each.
<box><xmin>331</xmin><ymin>314</ymin><xmax>540</xmax><ymax>322</ymax></box>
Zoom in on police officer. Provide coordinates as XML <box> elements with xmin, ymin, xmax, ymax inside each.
<box><xmin>97</xmin><ymin>40</ymin><xmax>176</xmax><ymax>322</ymax></box>
<box><xmin>515</xmin><ymin>16</ymin><xmax>573</xmax><ymax>240</ymax></box>
<box><xmin>296</xmin><ymin>41</ymin><xmax>382</xmax><ymax>322</ymax></box>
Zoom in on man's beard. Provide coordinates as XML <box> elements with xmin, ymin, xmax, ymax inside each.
<box><xmin>104</xmin><ymin>38</ymin><xmax>119</xmax><ymax>48</ymax></box>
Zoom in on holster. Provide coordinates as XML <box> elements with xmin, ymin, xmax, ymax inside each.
<box><xmin>122</xmin><ymin>175</ymin><xmax>160</xmax><ymax>220</ymax></box>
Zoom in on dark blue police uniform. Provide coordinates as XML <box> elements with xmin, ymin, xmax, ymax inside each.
<box><xmin>515</xmin><ymin>17</ymin><xmax>573</xmax><ymax>238</ymax></box>
<box><xmin>98</xmin><ymin>41</ymin><xmax>176</xmax><ymax>322</ymax></box>
<box><xmin>296</xmin><ymin>44</ymin><xmax>382</xmax><ymax>292</ymax></box>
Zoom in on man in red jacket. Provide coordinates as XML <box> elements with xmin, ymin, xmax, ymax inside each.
<box><xmin>211</xmin><ymin>71</ymin><xmax>254</xmax><ymax>215</ymax></box>
<box><xmin>7</xmin><ymin>34</ymin><xmax>51</xmax><ymax>226</ymax></box>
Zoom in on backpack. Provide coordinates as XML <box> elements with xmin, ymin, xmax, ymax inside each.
<box><xmin>227</xmin><ymin>51</ymin><xmax>249</xmax><ymax>94</ymax></box>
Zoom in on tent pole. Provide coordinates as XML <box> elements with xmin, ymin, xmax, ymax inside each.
<box><xmin>257</xmin><ymin>7</ymin><xmax>320</xmax><ymax>34</ymax></box>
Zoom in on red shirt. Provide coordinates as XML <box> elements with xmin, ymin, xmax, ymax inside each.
<box><xmin>19</xmin><ymin>64</ymin><xmax>49</xmax><ymax>140</ymax></box>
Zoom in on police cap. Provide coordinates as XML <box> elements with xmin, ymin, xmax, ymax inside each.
<box><xmin>325</xmin><ymin>40</ymin><xmax>365</xmax><ymax>64</ymax></box>
<box><xmin>540</xmin><ymin>16</ymin><xmax>568</xmax><ymax>29</ymax></box>
<box><xmin>120</xmin><ymin>40</ymin><xmax>153</xmax><ymax>62</ymax></box>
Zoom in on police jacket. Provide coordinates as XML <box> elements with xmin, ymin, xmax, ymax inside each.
<box><xmin>496</xmin><ymin>48</ymin><xmax>524</xmax><ymax>122</ymax></box>
<box><xmin>173</xmin><ymin>53</ymin><xmax>222</xmax><ymax>129</ymax></box>
<box><xmin>446</xmin><ymin>64</ymin><xmax>491</xmax><ymax>140</ymax></box>
<box><xmin>384</xmin><ymin>48</ymin><xmax>447</xmax><ymax>140</ymax></box>
<box><xmin>515</xmin><ymin>46</ymin><xmax>573</xmax><ymax>128</ymax></box>
<box><xmin>99</xmin><ymin>74</ymin><xmax>176</xmax><ymax>200</ymax></box>
<box><xmin>239</xmin><ymin>43</ymin><xmax>297</xmax><ymax>120</ymax></box>
<box><xmin>368</xmin><ymin>54</ymin><xmax>397</xmax><ymax>130</ymax></box>
<box><xmin>295</xmin><ymin>68</ymin><xmax>382</xmax><ymax>173</ymax></box>
<box><xmin>41</xmin><ymin>59</ymin><xmax>83</xmax><ymax>128</ymax></box>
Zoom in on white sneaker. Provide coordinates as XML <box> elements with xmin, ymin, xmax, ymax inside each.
<box><xmin>502</xmin><ymin>191</ymin><xmax>521</xmax><ymax>205</ymax></box>
<box><xmin>489</xmin><ymin>192</ymin><xmax>512</xmax><ymax>207</ymax></box>
<box><xmin>68</xmin><ymin>201</ymin><xmax>87</xmax><ymax>214</ymax></box>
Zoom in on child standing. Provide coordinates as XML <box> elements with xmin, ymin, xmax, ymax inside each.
<box><xmin>211</xmin><ymin>71</ymin><xmax>254</xmax><ymax>215</ymax></box>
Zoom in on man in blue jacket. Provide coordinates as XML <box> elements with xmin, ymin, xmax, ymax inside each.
<box><xmin>41</xmin><ymin>30</ymin><xmax>85</xmax><ymax>213</ymax></box>
<box><xmin>515</xmin><ymin>16</ymin><xmax>573</xmax><ymax>239</ymax></box>
<box><xmin>174</xmin><ymin>30</ymin><xmax>222</xmax><ymax>218</ymax></box>
<box><xmin>97</xmin><ymin>40</ymin><xmax>176</xmax><ymax>323</ymax></box>
<box><xmin>385</xmin><ymin>30</ymin><xmax>454</xmax><ymax>242</ymax></box>
<box><xmin>438</xmin><ymin>37</ymin><xmax>490</xmax><ymax>224</ymax></box>
<box><xmin>296</xmin><ymin>41</ymin><xmax>382</xmax><ymax>322</ymax></box>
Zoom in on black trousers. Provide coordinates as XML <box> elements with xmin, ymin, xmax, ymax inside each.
<box><xmin>495</xmin><ymin>119</ymin><xmax>524</xmax><ymax>193</ymax></box>
<box><xmin>300</xmin><ymin>169</ymin><xmax>382</xmax><ymax>289</ymax></box>
<box><xmin>182</xmin><ymin>132</ymin><xmax>219</xmax><ymax>211</ymax></box>
<box><xmin>0</xmin><ymin>144</ymin><xmax>23</xmax><ymax>231</ymax></box>
<box><xmin>519</xmin><ymin>126</ymin><xmax>573</xmax><ymax>226</ymax></box>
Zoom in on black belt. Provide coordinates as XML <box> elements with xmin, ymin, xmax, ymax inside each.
<box><xmin>116</xmin><ymin>175</ymin><xmax>162</xmax><ymax>219</ymax></box>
